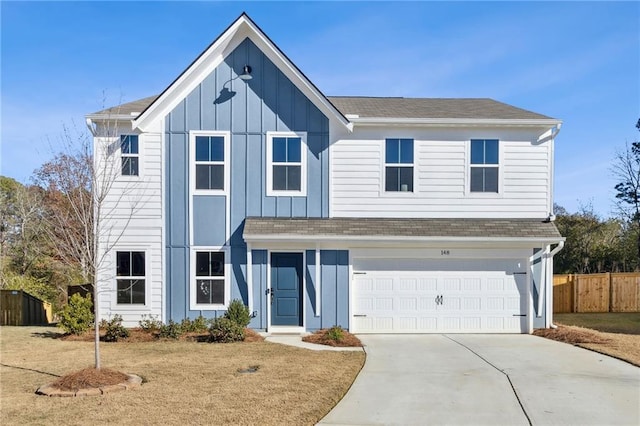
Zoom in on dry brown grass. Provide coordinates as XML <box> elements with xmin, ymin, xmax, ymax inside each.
<box><xmin>534</xmin><ymin>324</ymin><xmax>640</xmax><ymax>367</ymax></box>
<box><xmin>0</xmin><ymin>326</ymin><xmax>364</xmax><ymax>425</ymax></box>
<box><xmin>303</xmin><ymin>328</ymin><xmax>363</xmax><ymax>347</ymax></box>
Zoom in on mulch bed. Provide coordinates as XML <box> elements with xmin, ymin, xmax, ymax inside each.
<box><xmin>52</xmin><ymin>368</ymin><xmax>130</xmax><ymax>392</ymax></box>
<box><xmin>59</xmin><ymin>327</ymin><xmax>264</xmax><ymax>343</ymax></box>
<box><xmin>303</xmin><ymin>329</ymin><xmax>363</xmax><ymax>347</ymax></box>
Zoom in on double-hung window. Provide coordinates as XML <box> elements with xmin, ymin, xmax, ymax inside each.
<box><xmin>194</xmin><ymin>135</ymin><xmax>225</xmax><ymax>191</ymax></box>
<box><xmin>385</xmin><ymin>138</ymin><xmax>414</xmax><ymax>192</ymax></box>
<box><xmin>267</xmin><ymin>132</ymin><xmax>307</xmax><ymax>196</ymax></box>
<box><xmin>194</xmin><ymin>251</ymin><xmax>225</xmax><ymax>306</ymax></box>
<box><xmin>470</xmin><ymin>139</ymin><xmax>499</xmax><ymax>193</ymax></box>
<box><xmin>121</xmin><ymin>135</ymin><xmax>139</xmax><ymax>176</ymax></box>
<box><xmin>116</xmin><ymin>251</ymin><xmax>146</xmax><ymax>305</ymax></box>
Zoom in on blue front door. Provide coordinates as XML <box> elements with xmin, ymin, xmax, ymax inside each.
<box><xmin>270</xmin><ymin>253</ymin><xmax>303</xmax><ymax>326</ymax></box>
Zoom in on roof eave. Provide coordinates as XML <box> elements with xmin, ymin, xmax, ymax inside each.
<box><xmin>243</xmin><ymin>234</ymin><xmax>565</xmax><ymax>244</ymax></box>
<box><xmin>349</xmin><ymin>117</ymin><xmax>562</xmax><ymax>127</ymax></box>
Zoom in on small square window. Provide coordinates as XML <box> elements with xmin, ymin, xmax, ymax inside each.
<box><xmin>116</xmin><ymin>251</ymin><xmax>145</xmax><ymax>305</ymax></box>
<box><xmin>193</xmin><ymin>251</ymin><xmax>226</xmax><ymax>307</ymax></box>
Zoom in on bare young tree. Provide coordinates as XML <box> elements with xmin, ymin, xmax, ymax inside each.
<box><xmin>33</xmin><ymin>109</ymin><xmax>145</xmax><ymax>369</ymax></box>
<box><xmin>612</xmin><ymin>118</ymin><xmax>640</xmax><ymax>267</ymax></box>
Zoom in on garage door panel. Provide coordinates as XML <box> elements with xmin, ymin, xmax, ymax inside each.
<box><xmin>352</xmin><ymin>259</ymin><xmax>528</xmax><ymax>334</ymax></box>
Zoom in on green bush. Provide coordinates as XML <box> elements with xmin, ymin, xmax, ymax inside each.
<box><xmin>224</xmin><ymin>299</ymin><xmax>251</xmax><ymax>328</ymax></box>
<box><xmin>327</xmin><ymin>325</ymin><xmax>345</xmax><ymax>341</ymax></box>
<box><xmin>158</xmin><ymin>320</ymin><xmax>182</xmax><ymax>339</ymax></box>
<box><xmin>58</xmin><ymin>293</ymin><xmax>94</xmax><ymax>335</ymax></box>
<box><xmin>180</xmin><ymin>315</ymin><xmax>210</xmax><ymax>333</ymax></box>
<box><xmin>209</xmin><ymin>317</ymin><xmax>245</xmax><ymax>343</ymax></box>
<box><xmin>101</xmin><ymin>315</ymin><xmax>130</xmax><ymax>342</ymax></box>
<box><xmin>139</xmin><ymin>314</ymin><xmax>163</xmax><ymax>333</ymax></box>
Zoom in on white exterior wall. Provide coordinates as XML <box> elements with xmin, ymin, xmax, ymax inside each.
<box><xmin>330</xmin><ymin>126</ymin><xmax>552</xmax><ymax>219</ymax></box>
<box><xmin>94</xmin><ymin>120</ymin><xmax>163</xmax><ymax>327</ymax></box>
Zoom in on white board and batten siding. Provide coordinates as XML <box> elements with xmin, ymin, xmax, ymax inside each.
<box><xmin>95</xmin><ymin>121</ymin><xmax>164</xmax><ymax>327</ymax></box>
<box><xmin>330</xmin><ymin>127</ymin><xmax>552</xmax><ymax>219</ymax></box>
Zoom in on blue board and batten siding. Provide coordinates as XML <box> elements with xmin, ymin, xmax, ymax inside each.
<box><xmin>164</xmin><ymin>37</ymin><xmax>336</xmax><ymax>325</ymax></box>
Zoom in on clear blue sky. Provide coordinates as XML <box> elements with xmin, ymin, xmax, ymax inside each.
<box><xmin>1</xmin><ymin>1</ymin><xmax>638</xmax><ymax>217</ymax></box>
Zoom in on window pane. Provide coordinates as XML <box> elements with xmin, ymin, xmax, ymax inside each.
<box><xmin>210</xmin><ymin>252</ymin><xmax>224</xmax><ymax>276</ymax></box>
<box><xmin>129</xmin><ymin>157</ymin><xmax>139</xmax><ymax>176</ymax></box>
<box><xmin>196</xmin><ymin>279</ymin><xmax>212</xmax><ymax>304</ymax></box>
<box><xmin>471</xmin><ymin>140</ymin><xmax>484</xmax><ymax>164</ymax></box>
<box><xmin>485</xmin><ymin>140</ymin><xmax>498</xmax><ymax>164</ymax></box>
<box><xmin>287</xmin><ymin>138</ymin><xmax>301</xmax><ymax>162</ymax></box>
<box><xmin>129</xmin><ymin>136</ymin><xmax>138</xmax><ymax>154</ymax></box>
<box><xmin>399</xmin><ymin>167</ymin><xmax>413</xmax><ymax>191</ymax></box>
<box><xmin>122</xmin><ymin>157</ymin><xmax>132</xmax><ymax>175</ymax></box>
<box><xmin>131</xmin><ymin>280</ymin><xmax>145</xmax><ymax>304</ymax></box>
<box><xmin>211</xmin><ymin>280</ymin><xmax>225</xmax><ymax>304</ymax></box>
<box><xmin>273</xmin><ymin>165</ymin><xmax>287</xmax><ymax>190</ymax></box>
<box><xmin>470</xmin><ymin>167</ymin><xmax>484</xmax><ymax>192</ymax></box>
<box><xmin>484</xmin><ymin>167</ymin><xmax>499</xmax><ymax>192</ymax></box>
<box><xmin>287</xmin><ymin>166</ymin><xmax>301</xmax><ymax>191</ymax></box>
<box><xmin>385</xmin><ymin>139</ymin><xmax>399</xmax><ymax>163</ymax></box>
<box><xmin>386</xmin><ymin>166</ymin><xmax>400</xmax><ymax>191</ymax></box>
<box><xmin>121</xmin><ymin>136</ymin><xmax>131</xmax><ymax>154</ymax></box>
<box><xmin>400</xmin><ymin>139</ymin><xmax>413</xmax><ymax>164</ymax></box>
<box><xmin>195</xmin><ymin>136</ymin><xmax>210</xmax><ymax>161</ymax></box>
<box><xmin>195</xmin><ymin>165</ymin><xmax>210</xmax><ymax>189</ymax></box>
<box><xmin>116</xmin><ymin>252</ymin><xmax>130</xmax><ymax>276</ymax></box>
<box><xmin>209</xmin><ymin>165</ymin><xmax>224</xmax><ymax>190</ymax></box>
<box><xmin>210</xmin><ymin>137</ymin><xmax>224</xmax><ymax>162</ymax></box>
<box><xmin>117</xmin><ymin>279</ymin><xmax>131</xmax><ymax>304</ymax></box>
<box><xmin>273</xmin><ymin>137</ymin><xmax>287</xmax><ymax>162</ymax></box>
<box><xmin>131</xmin><ymin>251</ymin><xmax>145</xmax><ymax>276</ymax></box>
<box><xmin>196</xmin><ymin>252</ymin><xmax>210</xmax><ymax>276</ymax></box>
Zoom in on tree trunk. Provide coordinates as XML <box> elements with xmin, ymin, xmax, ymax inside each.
<box><xmin>94</xmin><ymin>285</ymin><xmax>100</xmax><ymax>369</ymax></box>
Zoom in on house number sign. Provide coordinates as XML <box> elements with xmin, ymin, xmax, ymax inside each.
<box><xmin>440</xmin><ymin>250</ymin><xmax>450</xmax><ymax>256</ymax></box>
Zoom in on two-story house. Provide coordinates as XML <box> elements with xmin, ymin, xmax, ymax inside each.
<box><xmin>86</xmin><ymin>13</ymin><xmax>564</xmax><ymax>334</ymax></box>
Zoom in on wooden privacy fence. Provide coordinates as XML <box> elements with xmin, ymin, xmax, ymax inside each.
<box><xmin>553</xmin><ymin>273</ymin><xmax>640</xmax><ymax>313</ymax></box>
<box><xmin>0</xmin><ymin>290</ymin><xmax>52</xmax><ymax>326</ymax></box>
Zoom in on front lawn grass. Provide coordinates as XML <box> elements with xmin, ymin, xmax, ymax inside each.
<box><xmin>554</xmin><ymin>312</ymin><xmax>640</xmax><ymax>335</ymax></box>
<box><xmin>0</xmin><ymin>326</ymin><xmax>365</xmax><ymax>425</ymax></box>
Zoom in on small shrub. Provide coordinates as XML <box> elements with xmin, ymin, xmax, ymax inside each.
<box><xmin>209</xmin><ymin>317</ymin><xmax>245</xmax><ymax>343</ymax></box>
<box><xmin>180</xmin><ymin>315</ymin><xmax>210</xmax><ymax>333</ymax></box>
<box><xmin>158</xmin><ymin>320</ymin><xmax>182</xmax><ymax>339</ymax></box>
<box><xmin>101</xmin><ymin>315</ymin><xmax>130</xmax><ymax>342</ymax></box>
<box><xmin>139</xmin><ymin>314</ymin><xmax>163</xmax><ymax>333</ymax></box>
<box><xmin>58</xmin><ymin>293</ymin><xmax>94</xmax><ymax>335</ymax></box>
<box><xmin>224</xmin><ymin>299</ymin><xmax>251</xmax><ymax>328</ymax></box>
<box><xmin>327</xmin><ymin>325</ymin><xmax>345</xmax><ymax>341</ymax></box>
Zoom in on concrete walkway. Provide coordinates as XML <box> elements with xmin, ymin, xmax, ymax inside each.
<box><xmin>319</xmin><ymin>334</ymin><xmax>640</xmax><ymax>426</ymax></box>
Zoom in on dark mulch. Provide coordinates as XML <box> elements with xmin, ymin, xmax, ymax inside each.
<box><xmin>244</xmin><ymin>328</ymin><xmax>265</xmax><ymax>342</ymax></box>
<box><xmin>303</xmin><ymin>329</ymin><xmax>363</xmax><ymax>347</ymax></box>
<box><xmin>533</xmin><ymin>325</ymin><xmax>612</xmax><ymax>344</ymax></box>
<box><xmin>52</xmin><ymin>368</ymin><xmax>130</xmax><ymax>391</ymax></box>
<box><xmin>58</xmin><ymin>327</ymin><xmax>264</xmax><ymax>343</ymax></box>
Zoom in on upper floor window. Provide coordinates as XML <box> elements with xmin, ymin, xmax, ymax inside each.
<box><xmin>121</xmin><ymin>135</ymin><xmax>139</xmax><ymax>176</ymax></box>
<box><xmin>193</xmin><ymin>250</ymin><xmax>226</xmax><ymax>308</ymax></box>
<box><xmin>116</xmin><ymin>251</ymin><xmax>146</xmax><ymax>305</ymax></box>
<box><xmin>190</xmin><ymin>132</ymin><xmax>229</xmax><ymax>194</ymax></box>
<box><xmin>470</xmin><ymin>139</ymin><xmax>499</xmax><ymax>193</ymax></box>
<box><xmin>385</xmin><ymin>138</ymin><xmax>413</xmax><ymax>192</ymax></box>
<box><xmin>266</xmin><ymin>132</ymin><xmax>307</xmax><ymax>196</ymax></box>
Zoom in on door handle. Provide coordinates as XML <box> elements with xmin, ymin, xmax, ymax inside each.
<box><xmin>435</xmin><ymin>295</ymin><xmax>443</xmax><ymax>305</ymax></box>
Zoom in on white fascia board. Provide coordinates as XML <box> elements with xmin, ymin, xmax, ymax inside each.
<box><xmin>244</xmin><ymin>234</ymin><xmax>565</xmax><ymax>244</ymax></box>
<box><xmin>132</xmin><ymin>15</ymin><xmax>352</xmax><ymax>133</ymax></box>
<box><xmin>350</xmin><ymin>117</ymin><xmax>563</xmax><ymax>128</ymax></box>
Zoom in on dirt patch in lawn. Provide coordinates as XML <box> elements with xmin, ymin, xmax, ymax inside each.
<box><xmin>1</xmin><ymin>326</ymin><xmax>364</xmax><ymax>425</ymax></box>
<box><xmin>303</xmin><ymin>328</ymin><xmax>363</xmax><ymax>347</ymax></box>
<box><xmin>534</xmin><ymin>324</ymin><xmax>640</xmax><ymax>367</ymax></box>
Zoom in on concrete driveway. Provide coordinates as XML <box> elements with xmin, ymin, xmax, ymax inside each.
<box><xmin>319</xmin><ymin>334</ymin><xmax>640</xmax><ymax>426</ymax></box>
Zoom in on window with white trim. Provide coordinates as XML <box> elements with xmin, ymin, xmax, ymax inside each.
<box><xmin>116</xmin><ymin>251</ymin><xmax>145</xmax><ymax>304</ymax></box>
<box><xmin>266</xmin><ymin>132</ymin><xmax>307</xmax><ymax>196</ymax></box>
<box><xmin>194</xmin><ymin>251</ymin><xmax>225</xmax><ymax>306</ymax></box>
<box><xmin>195</xmin><ymin>135</ymin><xmax>225</xmax><ymax>190</ymax></box>
<box><xmin>385</xmin><ymin>138</ymin><xmax>413</xmax><ymax>192</ymax></box>
<box><xmin>121</xmin><ymin>135</ymin><xmax>139</xmax><ymax>176</ymax></box>
<box><xmin>470</xmin><ymin>139</ymin><xmax>499</xmax><ymax>193</ymax></box>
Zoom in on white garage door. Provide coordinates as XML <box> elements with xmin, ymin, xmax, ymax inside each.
<box><xmin>351</xmin><ymin>258</ymin><xmax>528</xmax><ymax>333</ymax></box>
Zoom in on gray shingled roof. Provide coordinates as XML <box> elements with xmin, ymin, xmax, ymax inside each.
<box><xmin>327</xmin><ymin>97</ymin><xmax>553</xmax><ymax>120</ymax></box>
<box><xmin>91</xmin><ymin>95</ymin><xmax>554</xmax><ymax>121</ymax></box>
<box><xmin>243</xmin><ymin>218</ymin><xmax>562</xmax><ymax>240</ymax></box>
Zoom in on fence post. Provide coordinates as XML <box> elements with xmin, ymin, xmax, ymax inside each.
<box><xmin>608</xmin><ymin>272</ymin><xmax>613</xmax><ymax>313</ymax></box>
<box><xmin>574</xmin><ymin>274</ymin><xmax>580</xmax><ymax>313</ymax></box>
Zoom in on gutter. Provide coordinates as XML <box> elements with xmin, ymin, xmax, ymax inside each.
<box><xmin>348</xmin><ymin>117</ymin><xmax>563</xmax><ymax>128</ymax></box>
